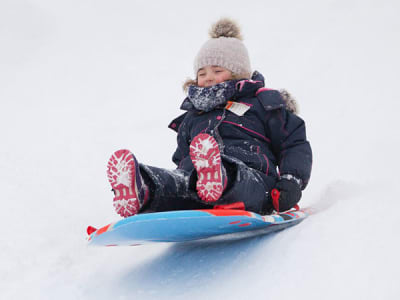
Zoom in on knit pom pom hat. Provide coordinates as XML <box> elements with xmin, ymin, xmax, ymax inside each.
<box><xmin>194</xmin><ymin>18</ymin><xmax>252</xmax><ymax>79</ymax></box>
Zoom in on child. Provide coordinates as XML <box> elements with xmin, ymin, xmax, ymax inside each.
<box><xmin>106</xmin><ymin>18</ymin><xmax>312</xmax><ymax>218</ymax></box>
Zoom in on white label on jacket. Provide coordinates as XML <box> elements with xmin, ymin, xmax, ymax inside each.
<box><xmin>225</xmin><ymin>101</ymin><xmax>250</xmax><ymax>116</ymax></box>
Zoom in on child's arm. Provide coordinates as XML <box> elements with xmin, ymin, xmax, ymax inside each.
<box><xmin>259</xmin><ymin>90</ymin><xmax>312</xmax><ymax>188</ymax></box>
<box><xmin>259</xmin><ymin>90</ymin><xmax>312</xmax><ymax>211</ymax></box>
<box><xmin>267</xmin><ymin>108</ymin><xmax>312</xmax><ymax>189</ymax></box>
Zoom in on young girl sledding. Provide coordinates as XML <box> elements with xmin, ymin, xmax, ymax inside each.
<box><xmin>106</xmin><ymin>18</ymin><xmax>312</xmax><ymax>218</ymax></box>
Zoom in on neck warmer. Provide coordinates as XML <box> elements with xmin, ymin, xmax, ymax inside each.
<box><xmin>187</xmin><ymin>80</ymin><xmax>237</xmax><ymax>112</ymax></box>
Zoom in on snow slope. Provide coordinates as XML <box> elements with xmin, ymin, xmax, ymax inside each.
<box><xmin>1</xmin><ymin>0</ymin><xmax>399</xmax><ymax>299</ymax></box>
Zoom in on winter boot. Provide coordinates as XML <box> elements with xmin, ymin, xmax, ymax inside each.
<box><xmin>107</xmin><ymin>149</ymin><xmax>149</xmax><ymax>217</ymax></box>
<box><xmin>189</xmin><ymin>133</ymin><xmax>227</xmax><ymax>203</ymax></box>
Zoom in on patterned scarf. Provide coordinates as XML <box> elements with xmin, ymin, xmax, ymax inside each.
<box><xmin>187</xmin><ymin>80</ymin><xmax>237</xmax><ymax>112</ymax></box>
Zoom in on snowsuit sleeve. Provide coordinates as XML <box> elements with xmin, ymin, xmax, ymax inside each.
<box><xmin>258</xmin><ymin>90</ymin><xmax>313</xmax><ymax>189</ymax></box>
<box><xmin>169</xmin><ymin>113</ymin><xmax>192</xmax><ymax>170</ymax></box>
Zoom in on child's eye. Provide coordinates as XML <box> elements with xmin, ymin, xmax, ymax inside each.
<box><xmin>198</xmin><ymin>73</ymin><xmax>205</xmax><ymax>77</ymax></box>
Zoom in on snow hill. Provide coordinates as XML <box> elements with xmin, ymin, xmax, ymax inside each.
<box><xmin>1</xmin><ymin>1</ymin><xmax>399</xmax><ymax>299</ymax></box>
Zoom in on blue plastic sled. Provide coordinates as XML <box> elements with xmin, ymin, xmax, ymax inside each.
<box><xmin>87</xmin><ymin>209</ymin><xmax>308</xmax><ymax>246</ymax></box>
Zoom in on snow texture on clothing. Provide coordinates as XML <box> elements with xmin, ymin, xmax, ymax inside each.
<box><xmin>169</xmin><ymin>71</ymin><xmax>313</xmax><ymax>190</ymax></box>
<box><xmin>139</xmin><ymin>164</ymin><xmax>210</xmax><ymax>211</ymax></box>
<box><xmin>139</xmin><ymin>157</ymin><xmax>275</xmax><ymax>214</ymax></box>
<box><xmin>186</xmin><ymin>80</ymin><xmax>237</xmax><ymax>112</ymax></box>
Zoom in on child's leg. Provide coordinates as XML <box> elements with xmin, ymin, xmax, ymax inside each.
<box><xmin>141</xmin><ymin>158</ymin><xmax>275</xmax><ymax>214</ymax></box>
<box><xmin>188</xmin><ymin>133</ymin><xmax>276</xmax><ymax>214</ymax></box>
<box><xmin>219</xmin><ymin>156</ymin><xmax>277</xmax><ymax>214</ymax></box>
<box><xmin>106</xmin><ymin>146</ymin><xmax>275</xmax><ymax>217</ymax></box>
<box><xmin>139</xmin><ymin>165</ymin><xmax>212</xmax><ymax>212</ymax></box>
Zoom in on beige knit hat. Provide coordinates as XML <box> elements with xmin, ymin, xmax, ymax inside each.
<box><xmin>194</xmin><ymin>18</ymin><xmax>252</xmax><ymax>78</ymax></box>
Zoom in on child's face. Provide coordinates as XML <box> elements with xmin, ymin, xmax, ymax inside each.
<box><xmin>197</xmin><ymin>65</ymin><xmax>233</xmax><ymax>87</ymax></box>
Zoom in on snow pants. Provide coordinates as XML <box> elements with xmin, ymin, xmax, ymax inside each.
<box><xmin>139</xmin><ymin>155</ymin><xmax>277</xmax><ymax>215</ymax></box>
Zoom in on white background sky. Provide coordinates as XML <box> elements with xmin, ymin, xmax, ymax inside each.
<box><xmin>1</xmin><ymin>0</ymin><xmax>399</xmax><ymax>299</ymax></box>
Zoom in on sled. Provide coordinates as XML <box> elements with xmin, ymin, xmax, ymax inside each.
<box><xmin>87</xmin><ymin>208</ymin><xmax>308</xmax><ymax>246</ymax></box>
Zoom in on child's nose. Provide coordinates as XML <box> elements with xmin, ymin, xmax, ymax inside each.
<box><xmin>205</xmin><ymin>73</ymin><xmax>215</xmax><ymax>85</ymax></box>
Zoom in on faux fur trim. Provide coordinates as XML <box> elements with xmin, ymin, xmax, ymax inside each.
<box><xmin>279</xmin><ymin>89</ymin><xmax>299</xmax><ymax>114</ymax></box>
<box><xmin>182</xmin><ymin>78</ymin><xmax>197</xmax><ymax>92</ymax></box>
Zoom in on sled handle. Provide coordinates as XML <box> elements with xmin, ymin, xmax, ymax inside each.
<box><xmin>87</xmin><ymin>226</ymin><xmax>97</xmax><ymax>236</ymax></box>
<box><xmin>271</xmin><ymin>188</ymin><xmax>280</xmax><ymax>212</ymax></box>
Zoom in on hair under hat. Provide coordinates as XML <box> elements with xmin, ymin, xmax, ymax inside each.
<box><xmin>194</xmin><ymin>18</ymin><xmax>252</xmax><ymax>79</ymax></box>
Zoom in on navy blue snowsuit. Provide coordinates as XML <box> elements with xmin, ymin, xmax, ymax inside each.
<box><xmin>140</xmin><ymin>72</ymin><xmax>312</xmax><ymax>214</ymax></box>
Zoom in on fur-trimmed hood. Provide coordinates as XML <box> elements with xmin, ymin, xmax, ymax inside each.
<box><xmin>279</xmin><ymin>89</ymin><xmax>299</xmax><ymax>114</ymax></box>
<box><xmin>250</xmin><ymin>71</ymin><xmax>299</xmax><ymax>114</ymax></box>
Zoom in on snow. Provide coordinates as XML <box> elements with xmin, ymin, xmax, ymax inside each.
<box><xmin>1</xmin><ymin>0</ymin><xmax>399</xmax><ymax>299</ymax></box>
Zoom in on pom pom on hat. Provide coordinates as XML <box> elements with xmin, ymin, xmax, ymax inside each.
<box><xmin>209</xmin><ymin>18</ymin><xmax>243</xmax><ymax>40</ymax></box>
<box><xmin>194</xmin><ymin>18</ymin><xmax>251</xmax><ymax>78</ymax></box>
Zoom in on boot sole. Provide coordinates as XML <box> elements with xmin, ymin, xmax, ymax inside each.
<box><xmin>107</xmin><ymin>149</ymin><xmax>140</xmax><ymax>217</ymax></box>
<box><xmin>190</xmin><ymin>134</ymin><xmax>224</xmax><ymax>203</ymax></box>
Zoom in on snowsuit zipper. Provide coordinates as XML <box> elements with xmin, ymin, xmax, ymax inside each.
<box><xmin>210</xmin><ymin>108</ymin><xmax>227</xmax><ymax>154</ymax></box>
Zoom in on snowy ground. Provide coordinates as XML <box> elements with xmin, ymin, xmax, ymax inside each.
<box><xmin>1</xmin><ymin>0</ymin><xmax>400</xmax><ymax>299</ymax></box>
